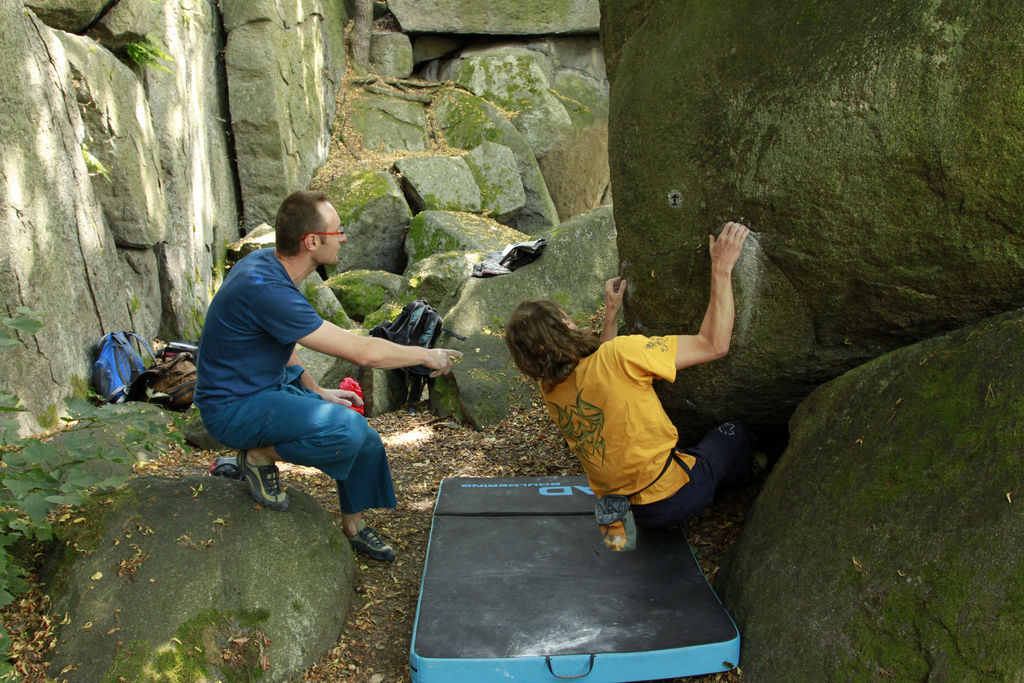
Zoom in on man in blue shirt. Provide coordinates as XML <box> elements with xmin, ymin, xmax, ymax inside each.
<box><xmin>195</xmin><ymin>190</ymin><xmax>462</xmax><ymax>562</ymax></box>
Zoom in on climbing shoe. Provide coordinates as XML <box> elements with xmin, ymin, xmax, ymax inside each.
<box><xmin>238</xmin><ymin>450</ymin><xmax>290</xmax><ymax>511</ymax></box>
<box><xmin>346</xmin><ymin>520</ymin><xmax>396</xmax><ymax>562</ymax></box>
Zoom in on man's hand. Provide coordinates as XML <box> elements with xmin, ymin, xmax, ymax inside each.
<box><xmin>709</xmin><ymin>221</ymin><xmax>749</xmax><ymax>273</ymax></box>
<box><xmin>316</xmin><ymin>387</ymin><xmax>364</xmax><ymax>408</ymax></box>
<box><xmin>424</xmin><ymin>348</ymin><xmax>463</xmax><ymax>377</ymax></box>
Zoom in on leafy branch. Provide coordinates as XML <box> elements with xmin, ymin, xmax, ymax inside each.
<box><xmin>123</xmin><ymin>37</ymin><xmax>174</xmax><ymax>73</ymax></box>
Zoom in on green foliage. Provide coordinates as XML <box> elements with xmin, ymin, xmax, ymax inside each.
<box><xmin>82</xmin><ymin>145</ymin><xmax>112</xmax><ymax>183</ymax></box>
<box><xmin>0</xmin><ymin>311</ymin><xmax>180</xmax><ymax>673</ymax></box>
<box><xmin>123</xmin><ymin>37</ymin><xmax>174</xmax><ymax>73</ymax></box>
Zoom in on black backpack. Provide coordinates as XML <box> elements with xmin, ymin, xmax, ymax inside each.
<box><xmin>368</xmin><ymin>300</ymin><xmax>446</xmax><ymax>376</ymax></box>
<box><xmin>367</xmin><ymin>300</ymin><xmax>465</xmax><ymax>411</ymax></box>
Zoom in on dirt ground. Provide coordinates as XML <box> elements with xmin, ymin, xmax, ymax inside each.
<box><xmin>4</xmin><ymin>393</ymin><xmax>760</xmax><ymax>682</ymax></box>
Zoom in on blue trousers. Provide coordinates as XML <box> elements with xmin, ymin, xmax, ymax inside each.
<box><xmin>630</xmin><ymin>421</ymin><xmax>755</xmax><ymax>528</ymax></box>
<box><xmin>199</xmin><ymin>366</ymin><xmax>397</xmax><ymax>514</ymax></box>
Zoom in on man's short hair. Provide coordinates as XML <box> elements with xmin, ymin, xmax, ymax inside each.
<box><xmin>275</xmin><ymin>190</ymin><xmax>329</xmax><ymax>256</ymax></box>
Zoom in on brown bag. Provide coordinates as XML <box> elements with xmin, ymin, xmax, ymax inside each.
<box><xmin>127</xmin><ymin>352</ymin><xmax>197</xmax><ymax>410</ymax></box>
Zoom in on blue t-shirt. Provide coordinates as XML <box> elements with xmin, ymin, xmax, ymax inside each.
<box><xmin>194</xmin><ymin>249</ymin><xmax>323</xmax><ymax>408</ymax></box>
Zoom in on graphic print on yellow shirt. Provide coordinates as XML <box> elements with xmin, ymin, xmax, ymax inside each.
<box><xmin>542</xmin><ymin>335</ymin><xmax>692</xmax><ymax>505</ymax></box>
<box><xmin>550</xmin><ymin>390</ymin><xmax>606</xmax><ymax>468</ymax></box>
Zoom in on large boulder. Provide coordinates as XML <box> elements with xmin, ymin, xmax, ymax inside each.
<box><xmin>24</xmin><ymin>0</ymin><xmax>108</xmax><ymax>32</ymax></box>
<box><xmin>541</xmin><ymin>68</ymin><xmax>610</xmax><ymax>219</ymax></box>
<box><xmin>599</xmin><ymin>0</ymin><xmax>1024</xmax><ymax>440</ymax></box>
<box><xmin>349</xmin><ymin>92</ymin><xmax>430</xmax><ymax>153</ymax></box>
<box><xmin>403</xmin><ymin>250</ymin><xmax>482</xmax><ymax>310</ymax></box>
<box><xmin>435</xmin><ymin>41</ymin><xmax>610</xmax><ymax>224</ymax></box>
<box><xmin>222</xmin><ymin>0</ymin><xmax>348</xmax><ymax>231</ymax></box>
<box><xmin>326</xmin><ymin>269</ymin><xmax>406</xmax><ymax>321</ymax></box>
<box><xmin>395</xmin><ymin>155</ymin><xmax>482</xmax><ymax>213</ymax></box>
<box><xmin>0</xmin><ymin>8</ymin><xmax>141</xmax><ymax>432</ymax></box>
<box><xmin>434</xmin><ymin>88</ymin><xmax>559</xmax><ymax>233</ymax></box>
<box><xmin>441</xmin><ymin>46</ymin><xmax>573</xmax><ymax>163</ymax></box>
<box><xmin>717</xmin><ymin>308</ymin><xmax>1024</xmax><ymax>681</ymax></box>
<box><xmin>389</xmin><ymin>0</ymin><xmax>599</xmax><ymax>35</ymax></box>
<box><xmin>43</xmin><ymin>476</ymin><xmax>356</xmax><ymax>683</ymax></box>
<box><xmin>404</xmin><ymin>211</ymin><xmax>528</xmax><ymax>267</ymax></box>
<box><xmin>465</xmin><ymin>141</ymin><xmax>527</xmax><ymax>222</ymax></box>
<box><xmin>370</xmin><ymin>31</ymin><xmax>414</xmax><ymax>78</ymax></box>
<box><xmin>325</xmin><ymin>170</ymin><xmax>412</xmax><ymax>275</ymax></box>
<box><xmin>434</xmin><ymin>206</ymin><xmax>617</xmax><ymax>427</ymax></box>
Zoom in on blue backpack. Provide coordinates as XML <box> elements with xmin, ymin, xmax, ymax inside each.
<box><xmin>90</xmin><ymin>332</ymin><xmax>152</xmax><ymax>403</ymax></box>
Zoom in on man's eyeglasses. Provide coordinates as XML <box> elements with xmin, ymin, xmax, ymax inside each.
<box><xmin>309</xmin><ymin>231</ymin><xmax>345</xmax><ymax>237</ymax></box>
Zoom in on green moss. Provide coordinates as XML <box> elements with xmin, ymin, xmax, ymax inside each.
<box><xmin>327</xmin><ymin>170</ymin><xmax>392</xmax><ymax>226</ymax></box>
<box><xmin>36</xmin><ymin>403</ymin><xmax>59</xmax><ymax>430</ymax></box>
<box><xmin>70</xmin><ymin>374</ymin><xmax>90</xmax><ymax>399</ymax></box>
<box><xmin>102</xmin><ymin>609</ymin><xmax>271</xmax><ymax>683</ymax></box>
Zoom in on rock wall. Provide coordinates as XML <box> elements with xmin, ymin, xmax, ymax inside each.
<box><xmin>598</xmin><ymin>0</ymin><xmax>1024</xmax><ymax>441</ymax></box>
<box><xmin>0</xmin><ymin>0</ymin><xmax>347</xmax><ymax>433</ymax></box>
<box><xmin>717</xmin><ymin>308</ymin><xmax>1024</xmax><ymax>680</ymax></box>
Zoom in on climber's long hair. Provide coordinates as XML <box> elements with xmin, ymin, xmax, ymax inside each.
<box><xmin>505</xmin><ymin>299</ymin><xmax>600</xmax><ymax>393</ymax></box>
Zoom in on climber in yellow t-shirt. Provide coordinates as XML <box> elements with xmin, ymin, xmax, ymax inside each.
<box><xmin>505</xmin><ymin>221</ymin><xmax>759</xmax><ymax>551</ymax></box>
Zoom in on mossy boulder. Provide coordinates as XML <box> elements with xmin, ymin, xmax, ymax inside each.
<box><xmin>465</xmin><ymin>141</ymin><xmax>527</xmax><ymax>222</ymax></box>
<box><xmin>43</xmin><ymin>476</ymin><xmax>356</xmax><ymax>683</ymax></box>
<box><xmin>325</xmin><ymin>169</ymin><xmax>412</xmax><ymax>275</ymax></box>
<box><xmin>433</xmin><ymin>88</ymin><xmax>558</xmax><ymax>233</ymax></box>
<box><xmin>326</xmin><ymin>269</ymin><xmax>406</xmax><ymax>321</ymax></box>
<box><xmin>717</xmin><ymin>308</ymin><xmax>1024</xmax><ymax>681</ymax></box>
<box><xmin>300</xmin><ymin>271</ymin><xmax>354</xmax><ymax>330</ymax></box>
<box><xmin>395</xmin><ymin>155</ymin><xmax>482</xmax><ymax>213</ymax></box>
<box><xmin>599</xmin><ymin>0</ymin><xmax>1024</xmax><ymax>439</ymax></box>
<box><xmin>404</xmin><ymin>210</ymin><xmax>529</xmax><ymax>267</ymax></box>
<box><xmin>403</xmin><ymin>250</ymin><xmax>483</xmax><ymax>310</ymax></box>
<box><xmin>349</xmin><ymin>92</ymin><xmax>429</xmax><ymax>153</ymax></box>
<box><xmin>444</xmin><ymin>47</ymin><xmax>573</xmax><ymax>161</ymax></box>
<box><xmin>434</xmin><ymin>206</ymin><xmax>617</xmax><ymax>427</ymax></box>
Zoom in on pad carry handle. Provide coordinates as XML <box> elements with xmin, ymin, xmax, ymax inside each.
<box><xmin>545</xmin><ymin>654</ymin><xmax>595</xmax><ymax>679</ymax></box>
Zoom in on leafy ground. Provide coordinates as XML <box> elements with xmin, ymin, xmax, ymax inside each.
<box><xmin>4</xmin><ymin>394</ymin><xmax>761</xmax><ymax>682</ymax></box>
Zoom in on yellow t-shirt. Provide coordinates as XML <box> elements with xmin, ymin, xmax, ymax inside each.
<box><xmin>541</xmin><ymin>335</ymin><xmax>694</xmax><ymax>505</ymax></box>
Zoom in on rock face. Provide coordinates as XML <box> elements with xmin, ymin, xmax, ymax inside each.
<box><xmin>43</xmin><ymin>476</ymin><xmax>356</xmax><ymax>682</ymax></box>
<box><xmin>389</xmin><ymin>0</ymin><xmax>600</xmax><ymax>35</ymax></box>
<box><xmin>2</xmin><ymin>1</ymin><xmax>346</xmax><ymax>432</ymax></box>
<box><xmin>434</xmin><ymin>206</ymin><xmax>618</xmax><ymax>427</ymax></box>
<box><xmin>222</xmin><ymin>0</ymin><xmax>348</xmax><ymax>230</ymax></box>
<box><xmin>598</xmin><ymin>0</ymin><xmax>1024</xmax><ymax>441</ymax></box>
<box><xmin>56</xmin><ymin>30</ymin><xmax>168</xmax><ymax>249</ymax></box>
<box><xmin>0</xmin><ymin>7</ymin><xmax>143</xmax><ymax>431</ymax></box>
<box><xmin>717</xmin><ymin>309</ymin><xmax>1024</xmax><ymax>681</ymax></box>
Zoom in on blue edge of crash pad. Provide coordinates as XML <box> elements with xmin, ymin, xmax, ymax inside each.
<box><xmin>409</xmin><ymin>475</ymin><xmax>740</xmax><ymax>682</ymax></box>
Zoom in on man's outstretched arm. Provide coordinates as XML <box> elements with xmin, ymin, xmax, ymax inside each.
<box><xmin>298</xmin><ymin>321</ymin><xmax>462</xmax><ymax>377</ymax></box>
<box><xmin>675</xmin><ymin>221</ymin><xmax>749</xmax><ymax>370</ymax></box>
